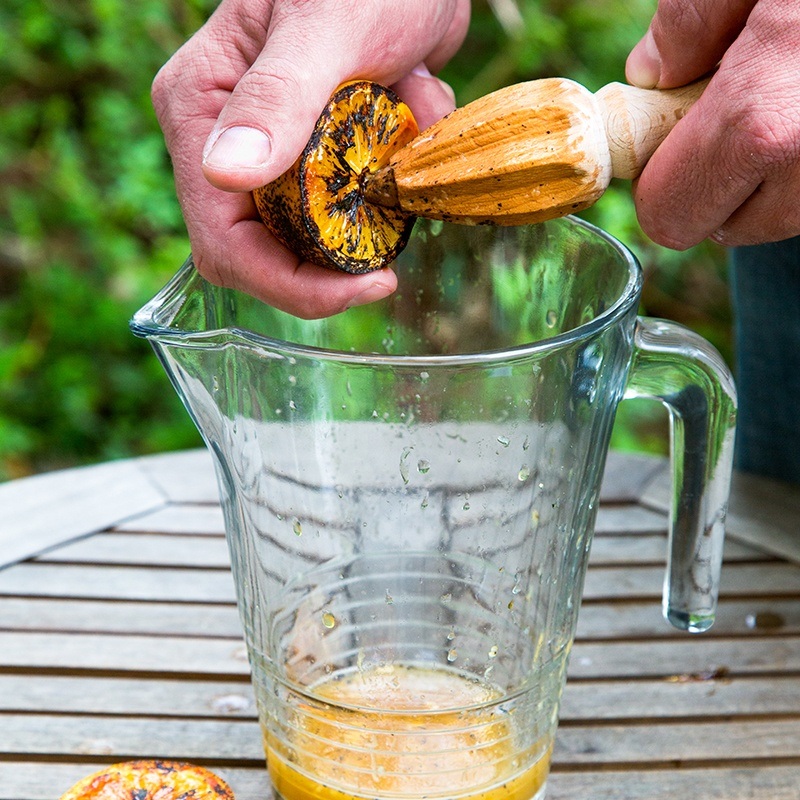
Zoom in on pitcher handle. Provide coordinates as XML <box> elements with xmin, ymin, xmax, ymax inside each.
<box><xmin>624</xmin><ymin>317</ymin><xmax>737</xmax><ymax>632</ymax></box>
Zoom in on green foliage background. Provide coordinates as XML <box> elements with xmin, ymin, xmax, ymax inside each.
<box><xmin>0</xmin><ymin>0</ymin><xmax>732</xmax><ymax>480</ymax></box>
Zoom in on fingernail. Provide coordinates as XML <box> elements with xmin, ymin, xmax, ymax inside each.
<box><xmin>411</xmin><ymin>61</ymin><xmax>456</xmax><ymax>106</ymax></box>
<box><xmin>346</xmin><ymin>282</ymin><xmax>394</xmax><ymax>309</ymax></box>
<box><xmin>411</xmin><ymin>61</ymin><xmax>433</xmax><ymax>78</ymax></box>
<box><xmin>626</xmin><ymin>28</ymin><xmax>661</xmax><ymax>89</ymax></box>
<box><xmin>203</xmin><ymin>126</ymin><xmax>272</xmax><ymax>171</ymax></box>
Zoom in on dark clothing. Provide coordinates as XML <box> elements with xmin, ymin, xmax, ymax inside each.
<box><xmin>731</xmin><ymin>238</ymin><xmax>800</xmax><ymax>484</ymax></box>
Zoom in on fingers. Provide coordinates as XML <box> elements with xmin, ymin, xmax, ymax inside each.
<box><xmin>198</xmin><ymin>220</ymin><xmax>399</xmax><ymax>319</ymax></box>
<box><xmin>392</xmin><ymin>63</ymin><xmax>457</xmax><ymax>131</ymax></box>
<box><xmin>632</xmin><ymin>2</ymin><xmax>800</xmax><ymax>249</ymax></box>
<box><xmin>423</xmin><ymin>0</ymin><xmax>471</xmax><ymax>73</ymax></box>
<box><xmin>626</xmin><ymin>0</ymin><xmax>756</xmax><ymax>88</ymax></box>
<box><xmin>183</xmin><ymin>188</ymin><xmax>398</xmax><ymax>318</ymax></box>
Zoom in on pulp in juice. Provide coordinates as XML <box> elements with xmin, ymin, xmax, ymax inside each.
<box><xmin>265</xmin><ymin>663</ymin><xmax>551</xmax><ymax>800</ymax></box>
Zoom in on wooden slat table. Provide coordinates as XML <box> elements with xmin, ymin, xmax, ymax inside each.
<box><xmin>2</xmin><ymin>449</ymin><xmax>799</xmax><ymax>799</ymax></box>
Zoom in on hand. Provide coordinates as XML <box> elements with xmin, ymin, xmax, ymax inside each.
<box><xmin>152</xmin><ymin>0</ymin><xmax>470</xmax><ymax>317</ymax></box>
<box><xmin>626</xmin><ymin>0</ymin><xmax>800</xmax><ymax>249</ymax></box>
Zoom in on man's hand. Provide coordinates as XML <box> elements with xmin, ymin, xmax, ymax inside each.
<box><xmin>152</xmin><ymin>0</ymin><xmax>470</xmax><ymax>317</ymax></box>
<box><xmin>626</xmin><ymin>0</ymin><xmax>800</xmax><ymax>249</ymax></box>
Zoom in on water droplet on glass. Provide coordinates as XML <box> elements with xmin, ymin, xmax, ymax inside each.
<box><xmin>545</xmin><ymin>309</ymin><xmax>558</xmax><ymax>328</ymax></box>
<box><xmin>522</xmin><ymin>436</ymin><xmax>530</xmax><ymax>451</ymax></box>
<box><xmin>447</xmin><ymin>648</ymin><xmax>458</xmax><ymax>662</ymax></box>
<box><xmin>447</xmin><ymin>627</ymin><xmax>456</xmax><ymax>641</ymax></box>
<box><xmin>462</xmin><ymin>501</ymin><xmax>471</xmax><ymax>511</ymax></box>
<box><xmin>292</xmin><ymin>519</ymin><xmax>302</xmax><ymax>536</ymax></box>
<box><xmin>440</xmin><ymin>592</ymin><xmax>452</xmax><ymax>603</ymax></box>
<box><xmin>322</xmin><ymin>612</ymin><xmax>336</xmax><ymax>629</ymax></box>
<box><xmin>420</xmin><ymin>371</ymin><xmax>430</xmax><ymax>382</ymax></box>
<box><xmin>385</xmin><ymin>590</ymin><xmax>394</xmax><ymax>605</ymax></box>
<box><xmin>497</xmin><ymin>435</ymin><xmax>510</xmax><ymax>447</ymax></box>
<box><xmin>518</xmin><ymin>465</ymin><xmax>531</xmax><ymax>481</ymax></box>
<box><xmin>288</xmin><ymin>374</ymin><xmax>297</xmax><ymax>385</ymax></box>
<box><xmin>372</xmin><ymin>410</ymin><xmax>379</xmax><ymax>418</ymax></box>
<box><xmin>488</xmin><ymin>645</ymin><xmax>499</xmax><ymax>659</ymax></box>
<box><xmin>346</xmin><ymin>380</ymin><xmax>353</xmax><ymax>396</ymax></box>
<box><xmin>421</xmin><ymin>492</ymin><xmax>429</xmax><ymax>510</ymax></box>
<box><xmin>212</xmin><ymin>376</ymin><xmax>220</xmax><ymax>392</ymax></box>
<box><xmin>275</xmin><ymin>407</ymin><xmax>283</xmax><ymax>415</ymax></box>
<box><xmin>417</xmin><ymin>459</ymin><xmax>431</xmax><ymax>474</ymax></box>
<box><xmin>288</xmin><ymin>400</ymin><xmax>297</xmax><ymax>411</ymax></box>
<box><xmin>399</xmin><ymin>446</ymin><xmax>413</xmax><ymax>485</ymax></box>
<box><xmin>508</xmin><ymin>600</ymin><xmax>514</xmax><ymax>610</ymax></box>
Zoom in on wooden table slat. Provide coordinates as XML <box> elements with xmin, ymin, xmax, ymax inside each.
<box><xmin>546</xmin><ymin>766</ymin><xmax>800</xmax><ymax>800</ymax></box>
<box><xmin>113</xmin><ymin>503</ymin><xmax>226</xmax><ymax>535</ymax></box>
<box><xmin>3</xmin><ymin>560</ymin><xmax>797</xmax><ymax>605</ymax></box>
<box><xmin>3</xmin><ymin>672</ymin><xmax>799</xmax><ymax>722</ymax></box>
<box><xmin>3</xmin><ymin>631</ymin><xmax>799</xmax><ymax>681</ymax></box>
<box><xmin>32</xmin><ymin>529</ymin><xmax>770</xmax><ymax>570</ymax></box>
<box><xmin>0</xmin><ymin>563</ymin><xmax>237</xmax><ymax>602</ymax></box>
<box><xmin>0</xmin><ymin>714</ymin><xmax>264</xmax><ymax>760</ymax></box>
<box><xmin>36</xmin><ymin>533</ymin><xmax>231</xmax><ymax>568</ymax></box>
<box><xmin>3</xmin><ymin>762</ymin><xmax>800</xmax><ymax>800</ymax></box>
<box><xmin>2</xmin><ymin>712</ymin><xmax>798</xmax><ymax>769</ymax></box>
<box><xmin>4</xmin><ymin>595</ymin><xmax>796</xmax><ymax>640</ymax></box>
<box><xmin>0</xmin><ymin>631</ymin><xmax>250</xmax><ymax>675</ymax></box>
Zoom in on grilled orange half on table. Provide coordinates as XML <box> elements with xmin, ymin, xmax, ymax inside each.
<box><xmin>58</xmin><ymin>760</ymin><xmax>235</xmax><ymax>800</ymax></box>
<box><xmin>253</xmin><ymin>80</ymin><xmax>418</xmax><ymax>274</ymax></box>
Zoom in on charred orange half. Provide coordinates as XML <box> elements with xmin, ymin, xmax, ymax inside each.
<box><xmin>254</xmin><ymin>80</ymin><xmax>419</xmax><ymax>274</ymax></box>
<box><xmin>58</xmin><ymin>760</ymin><xmax>235</xmax><ymax>800</ymax></box>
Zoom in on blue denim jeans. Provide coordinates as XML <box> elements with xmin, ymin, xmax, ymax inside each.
<box><xmin>730</xmin><ymin>237</ymin><xmax>800</xmax><ymax>484</ymax></box>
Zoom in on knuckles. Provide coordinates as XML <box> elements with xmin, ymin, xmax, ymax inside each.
<box><xmin>725</xmin><ymin>103</ymin><xmax>800</xmax><ymax>177</ymax></box>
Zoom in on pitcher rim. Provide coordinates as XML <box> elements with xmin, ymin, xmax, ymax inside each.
<box><xmin>131</xmin><ymin>216</ymin><xmax>642</xmax><ymax>366</ymax></box>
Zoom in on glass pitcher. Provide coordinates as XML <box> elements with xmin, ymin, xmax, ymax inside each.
<box><xmin>132</xmin><ymin>216</ymin><xmax>736</xmax><ymax>800</ymax></box>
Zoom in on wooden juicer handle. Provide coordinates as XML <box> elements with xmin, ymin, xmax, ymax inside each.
<box><xmin>596</xmin><ymin>78</ymin><xmax>709</xmax><ymax>180</ymax></box>
<box><xmin>365</xmin><ymin>76</ymin><xmax>709</xmax><ymax>226</ymax></box>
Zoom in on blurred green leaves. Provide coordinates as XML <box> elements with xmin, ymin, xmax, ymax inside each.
<box><xmin>0</xmin><ymin>0</ymin><xmax>732</xmax><ymax>478</ymax></box>
<box><xmin>0</xmin><ymin>0</ymin><xmax>216</xmax><ymax>478</ymax></box>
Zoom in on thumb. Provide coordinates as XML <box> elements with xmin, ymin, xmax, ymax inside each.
<box><xmin>200</xmin><ymin>31</ymin><xmax>345</xmax><ymax>192</ymax></box>
<box><xmin>626</xmin><ymin>0</ymin><xmax>756</xmax><ymax>88</ymax></box>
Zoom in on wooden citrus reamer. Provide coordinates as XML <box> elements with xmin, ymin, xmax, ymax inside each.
<box><xmin>365</xmin><ymin>76</ymin><xmax>709</xmax><ymax>225</ymax></box>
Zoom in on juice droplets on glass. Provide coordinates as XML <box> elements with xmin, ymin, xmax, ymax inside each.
<box><xmin>265</xmin><ymin>663</ymin><xmax>552</xmax><ymax>800</ymax></box>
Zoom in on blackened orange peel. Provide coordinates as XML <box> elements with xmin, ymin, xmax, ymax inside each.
<box><xmin>58</xmin><ymin>760</ymin><xmax>235</xmax><ymax>800</ymax></box>
<box><xmin>253</xmin><ymin>80</ymin><xmax>419</xmax><ymax>274</ymax></box>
